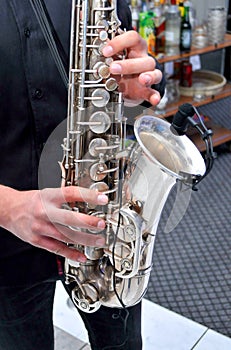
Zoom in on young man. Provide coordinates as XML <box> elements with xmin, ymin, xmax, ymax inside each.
<box><xmin>0</xmin><ymin>1</ymin><xmax>165</xmax><ymax>349</ymax></box>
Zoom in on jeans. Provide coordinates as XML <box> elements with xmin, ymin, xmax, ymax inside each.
<box><xmin>0</xmin><ymin>279</ymin><xmax>142</xmax><ymax>350</ymax></box>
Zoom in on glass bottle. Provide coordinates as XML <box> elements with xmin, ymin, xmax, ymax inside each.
<box><xmin>162</xmin><ymin>0</ymin><xmax>171</xmax><ymax>15</ymax></box>
<box><xmin>180</xmin><ymin>59</ymin><xmax>192</xmax><ymax>87</ymax></box>
<box><xmin>180</xmin><ymin>3</ymin><xmax>192</xmax><ymax>52</ymax></box>
<box><xmin>165</xmin><ymin>3</ymin><xmax>181</xmax><ymax>55</ymax></box>
<box><xmin>131</xmin><ymin>0</ymin><xmax>140</xmax><ymax>31</ymax></box>
<box><xmin>178</xmin><ymin>1</ymin><xmax>185</xmax><ymax>18</ymax></box>
<box><xmin>153</xmin><ymin>0</ymin><xmax>166</xmax><ymax>54</ymax></box>
<box><xmin>141</xmin><ymin>0</ymin><xmax>149</xmax><ymax>12</ymax></box>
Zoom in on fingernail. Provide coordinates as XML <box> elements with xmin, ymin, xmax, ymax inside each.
<box><xmin>103</xmin><ymin>45</ymin><xmax>114</xmax><ymax>56</ymax></box>
<box><xmin>97</xmin><ymin>220</ymin><xmax>106</xmax><ymax>229</ymax></box>
<box><xmin>97</xmin><ymin>194</ymin><xmax>108</xmax><ymax>205</ymax></box>
<box><xmin>150</xmin><ymin>92</ymin><xmax>161</xmax><ymax>106</ymax></box>
<box><xmin>96</xmin><ymin>237</ymin><xmax>105</xmax><ymax>247</ymax></box>
<box><xmin>110</xmin><ymin>63</ymin><xmax>122</xmax><ymax>74</ymax></box>
<box><xmin>141</xmin><ymin>74</ymin><xmax>152</xmax><ymax>85</ymax></box>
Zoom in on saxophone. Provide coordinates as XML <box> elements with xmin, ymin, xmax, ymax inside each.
<box><xmin>61</xmin><ymin>0</ymin><xmax>206</xmax><ymax>313</ymax></box>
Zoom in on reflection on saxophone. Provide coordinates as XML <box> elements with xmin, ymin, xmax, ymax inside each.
<box><xmin>61</xmin><ymin>0</ymin><xmax>206</xmax><ymax>313</ymax></box>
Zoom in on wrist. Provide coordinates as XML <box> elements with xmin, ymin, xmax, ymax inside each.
<box><xmin>0</xmin><ymin>185</ymin><xmax>20</xmax><ymax>229</ymax></box>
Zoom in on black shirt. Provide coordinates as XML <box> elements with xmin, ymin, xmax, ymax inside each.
<box><xmin>0</xmin><ymin>0</ymin><xmax>164</xmax><ymax>286</ymax></box>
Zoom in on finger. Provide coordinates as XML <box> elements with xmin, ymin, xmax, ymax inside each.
<box><xmin>145</xmin><ymin>88</ymin><xmax>161</xmax><ymax>106</ymax></box>
<box><xmin>34</xmin><ymin>221</ymin><xmax>78</xmax><ymax>244</ymax></box>
<box><xmin>123</xmin><ymin>84</ymin><xmax>160</xmax><ymax>106</ymax></box>
<box><xmin>49</xmin><ymin>208</ymin><xmax>106</xmax><ymax>232</ymax></box>
<box><xmin>32</xmin><ymin>220</ymin><xmax>105</xmax><ymax>248</ymax></box>
<box><xmin>103</xmin><ymin>31</ymin><xmax>147</xmax><ymax>57</ymax></box>
<box><xmin>109</xmin><ymin>56</ymin><xmax>155</xmax><ymax>75</ymax></box>
<box><xmin>139</xmin><ymin>69</ymin><xmax>163</xmax><ymax>87</ymax></box>
<box><xmin>53</xmin><ymin>222</ymin><xmax>106</xmax><ymax>247</ymax></box>
<box><xmin>34</xmin><ymin>236</ymin><xmax>88</xmax><ymax>262</ymax></box>
<box><xmin>41</xmin><ymin>187</ymin><xmax>108</xmax><ymax>206</ymax></box>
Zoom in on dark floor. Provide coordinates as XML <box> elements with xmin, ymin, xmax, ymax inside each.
<box><xmin>146</xmin><ymin>97</ymin><xmax>231</xmax><ymax>338</ymax></box>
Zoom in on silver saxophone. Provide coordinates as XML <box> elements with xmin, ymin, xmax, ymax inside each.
<box><xmin>61</xmin><ymin>0</ymin><xmax>206</xmax><ymax>313</ymax></box>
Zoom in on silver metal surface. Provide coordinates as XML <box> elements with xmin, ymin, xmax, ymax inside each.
<box><xmin>61</xmin><ymin>0</ymin><xmax>206</xmax><ymax>313</ymax></box>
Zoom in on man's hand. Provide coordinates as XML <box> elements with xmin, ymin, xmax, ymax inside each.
<box><xmin>103</xmin><ymin>30</ymin><xmax>163</xmax><ymax>106</ymax></box>
<box><xmin>0</xmin><ymin>185</ymin><xmax>108</xmax><ymax>262</ymax></box>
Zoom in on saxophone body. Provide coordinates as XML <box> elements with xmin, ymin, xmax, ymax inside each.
<box><xmin>61</xmin><ymin>0</ymin><xmax>206</xmax><ymax>313</ymax></box>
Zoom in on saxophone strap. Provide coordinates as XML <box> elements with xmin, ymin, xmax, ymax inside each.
<box><xmin>29</xmin><ymin>0</ymin><xmax>69</xmax><ymax>88</ymax></box>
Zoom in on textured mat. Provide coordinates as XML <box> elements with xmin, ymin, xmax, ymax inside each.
<box><xmin>146</xmin><ymin>97</ymin><xmax>231</xmax><ymax>337</ymax></box>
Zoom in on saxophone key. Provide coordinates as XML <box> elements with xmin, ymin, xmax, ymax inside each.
<box><xmin>89</xmin><ymin>138</ymin><xmax>108</xmax><ymax>157</ymax></box>
<box><xmin>90</xmin><ymin>162</ymin><xmax>108</xmax><ymax>181</ymax></box>
<box><xmin>105</xmin><ymin>57</ymin><xmax>114</xmax><ymax>66</ymax></box>
<box><xmin>121</xmin><ymin>258</ymin><xmax>132</xmax><ymax>271</ymax></box>
<box><xmin>96</xmin><ymin>19</ymin><xmax>109</xmax><ymax>33</ymax></box>
<box><xmin>93</xmin><ymin>62</ymin><xmax>110</xmax><ymax>80</ymax></box>
<box><xmin>90</xmin><ymin>181</ymin><xmax>109</xmax><ymax>193</ymax></box>
<box><xmin>99</xmin><ymin>30</ymin><xmax>108</xmax><ymax>42</ymax></box>
<box><xmin>91</xmin><ymin>89</ymin><xmax>110</xmax><ymax>108</ymax></box>
<box><xmin>105</xmin><ymin>78</ymin><xmax>118</xmax><ymax>92</ymax></box>
<box><xmin>89</xmin><ymin>110</ymin><xmax>111</xmax><ymax>132</ymax></box>
<box><xmin>88</xmin><ymin>182</ymin><xmax>109</xmax><ymax>209</ymax></box>
<box><xmin>92</xmin><ymin>38</ymin><xmax>107</xmax><ymax>56</ymax></box>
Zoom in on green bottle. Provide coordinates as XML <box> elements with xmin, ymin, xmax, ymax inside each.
<box><xmin>180</xmin><ymin>4</ymin><xmax>192</xmax><ymax>52</ymax></box>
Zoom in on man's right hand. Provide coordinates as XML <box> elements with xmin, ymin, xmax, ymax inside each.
<box><xmin>0</xmin><ymin>185</ymin><xmax>108</xmax><ymax>262</ymax></box>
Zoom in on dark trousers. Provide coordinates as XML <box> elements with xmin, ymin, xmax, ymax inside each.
<box><xmin>0</xmin><ymin>280</ymin><xmax>142</xmax><ymax>350</ymax></box>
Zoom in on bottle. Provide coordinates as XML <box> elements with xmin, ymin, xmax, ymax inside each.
<box><xmin>141</xmin><ymin>0</ymin><xmax>149</xmax><ymax>12</ymax></box>
<box><xmin>178</xmin><ymin>1</ymin><xmax>185</xmax><ymax>18</ymax></box>
<box><xmin>153</xmin><ymin>0</ymin><xmax>166</xmax><ymax>54</ymax></box>
<box><xmin>165</xmin><ymin>2</ymin><xmax>181</xmax><ymax>55</ymax></box>
<box><xmin>131</xmin><ymin>0</ymin><xmax>140</xmax><ymax>31</ymax></box>
<box><xmin>180</xmin><ymin>2</ymin><xmax>192</xmax><ymax>53</ymax></box>
<box><xmin>162</xmin><ymin>0</ymin><xmax>171</xmax><ymax>15</ymax></box>
<box><xmin>180</xmin><ymin>59</ymin><xmax>192</xmax><ymax>87</ymax></box>
<box><xmin>139</xmin><ymin>11</ymin><xmax>156</xmax><ymax>56</ymax></box>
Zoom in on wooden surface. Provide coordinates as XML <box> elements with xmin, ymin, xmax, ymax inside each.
<box><xmin>157</xmin><ymin>34</ymin><xmax>231</xmax><ymax>64</ymax></box>
<box><xmin>157</xmin><ymin>83</ymin><xmax>231</xmax><ymax>118</ymax></box>
<box><xmin>188</xmin><ymin>117</ymin><xmax>231</xmax><ymax>152</ymax></box>
<box><xmin>154</xmin><ymin>34</ymin><xmax>231</xmax><ymax>150</ymax></box>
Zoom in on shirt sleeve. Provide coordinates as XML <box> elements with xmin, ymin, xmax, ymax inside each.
<box><xmin>117</xmin><ymin>0</ymin><xmax>133</xmax><ymax>31</ymax></box>
<box><xmin>152</xmin><ymin>59</ymin><xmax>166</xmax><ymax>98</ymax></box>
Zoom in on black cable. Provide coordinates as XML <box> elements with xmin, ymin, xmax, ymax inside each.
<box><xmin>190</xmin><ymin>106</ymin><xmax>215</xmax><ymax>188</ymax></box>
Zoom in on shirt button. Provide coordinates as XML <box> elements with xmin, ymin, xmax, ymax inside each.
<box><xmin>24</xmin><ymin>28</ymin><xmax>31</xmax><ymax>38</ymax></box>
<box><xmin>33</xmin><ymin>89</ymin><xmax>44</xmax><ymax>100</ymax></box>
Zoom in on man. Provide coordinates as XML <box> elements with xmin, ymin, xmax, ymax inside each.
<box><xmin>0</xmin><ymin>1</ymin><xmax>165</xmax><ymax>349</ymax></box>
